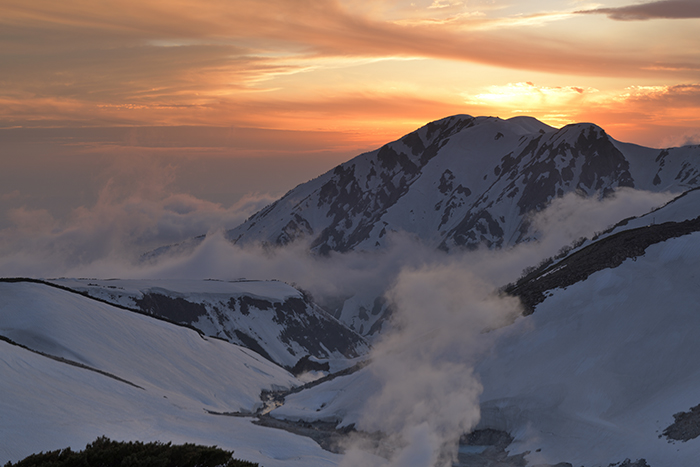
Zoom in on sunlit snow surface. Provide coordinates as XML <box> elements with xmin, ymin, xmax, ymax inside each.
<box><xmin>0</xmin><ymin>282</ymin><xmax>340</xmax><ymax>466</ymax></box>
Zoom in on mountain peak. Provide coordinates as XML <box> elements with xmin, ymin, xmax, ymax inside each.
<box><xmin>504</xmin><ymin>115</ymin><xmax>557</xmax><ymax>135</ymax></box>
<box><xmin>223</xmin><ymin>114</ymin><xmax>700</xmax><ymax>254</ymax></box>
<box><xmin>557</xmin><ymin>121</ymin><xmax>607</xmax><ymax>138</ymax></box>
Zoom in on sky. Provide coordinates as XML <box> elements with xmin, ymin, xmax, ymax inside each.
<box><xmin>1</xmin><ymin>0</ymin><xmax>699</xmax><ymax>241</ymax></box>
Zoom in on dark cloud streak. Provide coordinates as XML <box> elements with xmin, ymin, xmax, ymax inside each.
<box><xmin>577</xmin><ymin>0</ymin><xmax>700</xmax><ymax>21</ymax></box>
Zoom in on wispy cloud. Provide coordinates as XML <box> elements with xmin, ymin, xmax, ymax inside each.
<box><xmin>1</xmin><ymin>0</ymin><xmax>693</xmax><ymax>112</ymax></box>
<box><xmin>577</xmin><ymin>0</ymin><xmax>700</xmax><ymax>20</ymax></box>
<box><xmin>1</xmin><ymin>0</ymin><xmax>699</xmax><ymax>151</ymax></box>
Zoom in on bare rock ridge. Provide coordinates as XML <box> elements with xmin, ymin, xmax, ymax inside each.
<box><xmin>663</xmin><ymin>403</ymin><xmax>700</xmax><ymax>442</ymax></box>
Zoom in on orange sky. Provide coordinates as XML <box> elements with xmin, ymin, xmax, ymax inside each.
<box><xmin>1</xmin><ymin>0</ymin><xmax>700</xmax><ymax>227</ymax></box>
<box><xmin>2</xmin><ymin>0</ymin><xmax>700</xmax><ymax>144</ymax></box>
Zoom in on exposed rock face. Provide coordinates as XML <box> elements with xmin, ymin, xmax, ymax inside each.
<box><xmin>225</xmin><ymin>115</ymin><xmax>700</xmax><ymax>254</ymax></box>
<box><xmin>663</xmin><ymin>403</ymin><xmax>700</xmax><ymax>442</ymax></box>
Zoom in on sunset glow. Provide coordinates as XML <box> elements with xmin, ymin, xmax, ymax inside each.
<box><xmin>1</xmin><ymin>0</ymin><xmax>700</xmax><ymax>223</ymax></box>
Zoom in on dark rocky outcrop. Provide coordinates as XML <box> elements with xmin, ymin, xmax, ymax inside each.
<box><xmin>289</xmin><ymin>355</ymin><xmax>330</xmax><ymax>376</ymax></box>
<box><xmin>663</xmin><ymin>403</ymin><xmax>700</xmax><ymax>442</ymax></box>
<box><xmin>505</xmin><ymin>216</ymin><xmax>700</xmax><ymax>314</ymax></box>
<box><xmin>134</xmin><ymin>293</ymin><xmax>207</xmax><ymax>324</ymax></box>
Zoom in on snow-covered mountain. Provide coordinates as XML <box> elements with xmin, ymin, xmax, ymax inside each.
<box><xmin>226</xmin><ymin>115</ymin><xmax>700</xmax><ymax>253</ymax></box>
<box><xmin>143</xmin><ymin>115</ymin><xmax>700</xmax><ymax>339</ymax></box>
<box><xmin>49</xmin><ymin>278</ymin><xmax>369</xmax><ymax>370</ymax></box>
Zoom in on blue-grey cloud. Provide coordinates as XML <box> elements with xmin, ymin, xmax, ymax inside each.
<box><xmin>577</xmin><ymin>0</ymin><xmax>700</xmax><ymax>21</ymax></box>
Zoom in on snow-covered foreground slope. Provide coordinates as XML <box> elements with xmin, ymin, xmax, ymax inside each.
<box><xmin>476</xmin><ymin>232</ymin><xmax>700</xmax><ymax>465</ymax></box>
<box><xmin>0</xmin><ymin>281</ymin><xmax>340</xmax><ymax>466</ymax></box>
<box><xmin>271</xmin><ymin>230</ymin><xmax>700</xmax><ymax>466</ymax></box>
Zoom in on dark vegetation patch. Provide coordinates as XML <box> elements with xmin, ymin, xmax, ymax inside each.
<box><xmin>505</xmin><ymin>216</ymin><xmax>700</xmax><ymax>314</ymax></box>
<box><xmin>663</xmin><ymin>403</ymin><xmax>700</xmax><ymax>442</ymax></box>
<box><xmin>3</xmin><ymin>436</ymin><xmax>257</xmax><ymax>467</ymax></box>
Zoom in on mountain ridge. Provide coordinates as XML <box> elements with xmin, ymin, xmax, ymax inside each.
<box><xmin>224</xmin><ymin>115</ymin><xmax>700</xmax><ymax>254</ymax></box>
<box><xmin>48</xmin><ymin>278</ymin><xmax>369</xmax><ymax>370</ymax></box>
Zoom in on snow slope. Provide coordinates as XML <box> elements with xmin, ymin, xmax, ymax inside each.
<box><xmin>476</xmin><ymin>232</ymin><xmax>700</xmax><ymax>466</ymax></box>
<box><xmin>600</xmin><ymin>186</ymin><xmax>700</xmax><ymax>238</ymax></box>
<box><xmin>0</xmin><ymin>280</ymin><xmax>340</xmax><ymax>466</ymax></box>
<box><xmin>48</xmin><ymin>278</ymin><xmax>369</xmax><ymax>370</ymax></box>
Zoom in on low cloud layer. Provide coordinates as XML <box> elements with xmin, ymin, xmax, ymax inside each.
<box><xmin>0</xmin><ymin>159</ymin><xmax>276</xmax><ymax>277</ymax></box>
<box><xmin>0</xmin><ymin>174</ymin><xmax>675</xmax><ymax>291</ymax></box>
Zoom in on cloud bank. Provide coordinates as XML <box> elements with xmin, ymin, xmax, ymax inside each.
<box><xmin>0</xmin><ymin>173</ymin><xmax>674</xmax><ymax>291</ymax></box>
